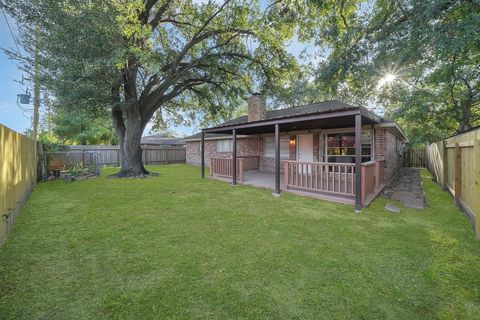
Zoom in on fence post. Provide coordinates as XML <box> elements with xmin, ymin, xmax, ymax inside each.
<box><xmin>361</xmin><ymin>165</ymin><xmax>366</xmax><ymax>205</ymax></box>
<box><xmin>442</xmin><ymin>140</ymin><xmax>448</xmax><ymax>191</ymax></box>
<box><xmin>474</xmin><ymin>139</ymin><xmax>480</xmax><ymax>240</ymax></box>
<box><xmin>454</xmin><ymin>143</ymin><xmax>462</xmax><ymax>207</ymax></box>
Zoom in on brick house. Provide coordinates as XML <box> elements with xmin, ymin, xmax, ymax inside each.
<box><xmin>185</xmin><ymin>95</ymin><xmax>407</xmax><ymax>210</ymax></box>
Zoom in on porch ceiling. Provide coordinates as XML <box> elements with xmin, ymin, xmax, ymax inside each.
<box><xmin>203</xmin><ymin>111</ymin><xmax>378</xmax><ymax>135</ymax></box>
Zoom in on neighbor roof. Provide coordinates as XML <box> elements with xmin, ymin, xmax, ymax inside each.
<box><xmin>140</xmin><ymin>134</ymin><xmax>185</xmax><ymax>146</ymax></box>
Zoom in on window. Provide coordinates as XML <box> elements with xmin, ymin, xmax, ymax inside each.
<box><xmin>263</xmin><ymin>136</ymin><xmax>290</xmax><ymax>159</ymax></box>
<box><xmin>326</xmin><ymin>130</ymin><xmax>372</xmax><ymax>163</ymax></box>
<box><xmin>216</xmin><ymin>139</ymin><xmax>233</xmax><ymax>153</ymax></box>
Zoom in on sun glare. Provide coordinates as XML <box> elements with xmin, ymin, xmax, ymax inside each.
<box><xmin>377</xmin><ymin>73</ymin><xmax>397</xmax><ymax>89</ymax></box>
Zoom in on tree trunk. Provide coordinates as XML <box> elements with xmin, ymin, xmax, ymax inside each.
<box><xmin>112</xmin><ymin>106</ymin><xmax>149</xmax><ymax>177</ymax></box>
<box><xmin>458</xmin><ymin>98</ymin><xmax>473</xmax><ymax>134</ymax></box>
<box><xmin>118</xmin><ymin>125</ymin><xmax>148</xmax><ymax>177</ymax></box>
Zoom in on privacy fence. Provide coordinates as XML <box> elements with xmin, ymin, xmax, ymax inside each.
<box><xmin>62</xmin><ymin>145</ymin><xmax>186</xmax><ymax>166</ymax></box>
<box><xmin>403</xmin><ymin>148</ymin><xmax>426</xmax><ymax>167</ymax></box>
<box><xmin>426</xmin><ymin>127</ymin><xmax>480</xmax><ymax>239</ymax></box>
<box><xmin>0</xmin><ymin>124</ymin><xmax>38</xmax><ymax>246</ymax></box>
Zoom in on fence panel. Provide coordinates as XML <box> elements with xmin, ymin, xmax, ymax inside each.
<box><xmin>62</xmin><ymin>145</ymin><xmax>186</xmax><ymax>166</ymax></box>
<box><xmin>404</xmin><ymin>148</ymin><xmax>426</xmax><ymax>167</ymax></box>
<box><xmin>426</xmin><ymin>128</ymin><xmax>480</xmax><ymax>239</ymax></box>
<box><xmin>0</xmin><ymin>124</ymin><xmax>37</xmax><ymax>247</ymax></box>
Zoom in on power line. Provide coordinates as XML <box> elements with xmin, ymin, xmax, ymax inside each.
<box><xmin>1</xmin><ymin>7</ymin><xmax>21</xmax><ymax>55</ymax></box>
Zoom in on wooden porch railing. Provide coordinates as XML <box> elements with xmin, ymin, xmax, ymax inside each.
<box><xmin>283</xmin><ymin>159</ymin><xmax>386</xmax><ymax>205</ymax></box>
<box><xmin>241</xmin><ymin>156</ymin><xmax>260</xmax><ymax>171</ymax></box>
<box><xmin>361</xmin><ymin>161</ymin><xmax>376</xmax><ymax>204</ymax></box>
<box><xmin>283</xmin><ymin>161</ymin><xmax>356</xmax><ymax>196</ymax></box>
<box><xmin>210</xmin><ymin>156</ymin><xmax>259</xmax><ymax>183</ymax></box>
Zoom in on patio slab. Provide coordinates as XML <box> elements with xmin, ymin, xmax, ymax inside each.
<box><xmin>243</xmin><ymin>170</ymin><xmax>284</xmax><ymax>189</ymax></box>
<box><xmin>383</xmin><ymin>168</ymin><xmax>426</xmax><ymax>210</ymax></box>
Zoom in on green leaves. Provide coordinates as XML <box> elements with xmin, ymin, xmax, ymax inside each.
<box><xmin>4</xmin><ymin>0</ymin><xmax>302</xmax><ymax>135</ymax></box>
<box><xmin>290</xmin><ymin>0</ymin><xmax>480</xmax><ymax>144</ymax></box>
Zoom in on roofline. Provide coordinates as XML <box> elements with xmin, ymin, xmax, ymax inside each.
<box><xmin>202</xmin><ymin>109</ymin><xmax>367</xmax><ymax>133</ymax></box>
<box><xmin>184</xmin><ymin>134</ymin><xmax>251</xmax><ymax>142</ymax></box>
<box><xmin>375</xmin><ymin>121</ymin><xmax>408</xmax><ymax>142</ymax></box>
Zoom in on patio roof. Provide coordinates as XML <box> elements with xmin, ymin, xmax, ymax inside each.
<box><xmin>201</xmin><ymin>100</ymin><xmax>384</xmax><ymax>135</ymax></box>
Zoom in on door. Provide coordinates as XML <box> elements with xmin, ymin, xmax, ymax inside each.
<box><xmin>297</xmin><ymin>134</ymin><xmax>314</xmax><ymax>175</ymax></box>
<box><xmin>297</xmin><ymin>134</ymin><xmax>314</xmax><ymax>162</ymax></box>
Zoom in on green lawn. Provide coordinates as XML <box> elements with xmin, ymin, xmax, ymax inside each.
<box><xmin>0</xmin><ymin>165</ymin><xmax>479</xmax><ymax>319</ymax></box>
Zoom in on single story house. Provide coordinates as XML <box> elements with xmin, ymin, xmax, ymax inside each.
<box><xmin>185</xmin><ymin>95</ymin><xmax>407</xmax><ymax>211</ymax></box>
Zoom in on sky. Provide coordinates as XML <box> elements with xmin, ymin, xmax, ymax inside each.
<box><xmin>0</xmin><ymin>11</ymin><xmax>31</xmax><ymax>134</ymax></box>
<box><xmin>0</xmin><ymin>8</ymin><xmax>315</xmax><ymax>137</ymax></box>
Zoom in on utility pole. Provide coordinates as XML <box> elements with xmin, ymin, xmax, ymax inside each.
<box><xmin>32</xmin><ymin>27</ymin><xmax>40</xmax><ymax>143</ymax></box>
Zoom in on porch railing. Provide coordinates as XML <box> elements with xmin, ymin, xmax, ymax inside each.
<box><xmin>283</xmin><ymin>161</ymin><xmax>356</xmax><ymax>196</ymax></box>
<box><xmin>283</xmin><ymin>159</ymin><xmax>385</xmax><ymax>205</ymax></box>
<box><xmin>210</xmin><ymin>156</ymin><xmax>259</xmax><ymax>182</ymax></box>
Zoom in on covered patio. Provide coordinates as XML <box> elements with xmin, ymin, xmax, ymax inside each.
<box><xmin>199</xmin><ymin>104</ymin><xmax>386</xmax><ymax>211</ymax></box>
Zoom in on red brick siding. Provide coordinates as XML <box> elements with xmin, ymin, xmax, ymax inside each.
<box><xmin>313</xmin><ymin>133</ymin><xmax>320</xmax><ymax>162</ymax></box>
<box><xmin>185</xmin><ymin>137</ymin><xmax>260</xmax><ymax>166</ymax></box>
<box><xmin>289</xmin><ymin>135</ymin><xmax>296</xmax><ymax>161</ymax></box>
<box><xmin>374</xmin><ymin>128</ymin><xmax>404</xmax><ymax>183</ymax></box>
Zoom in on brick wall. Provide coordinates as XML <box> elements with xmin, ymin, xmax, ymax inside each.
<box><xmin>313</xmin><ymin>133</ymin><xmax>320</xmax><ymax>162</ymax></box>
<box><xmin>374</xmin><ymin>128</ymin><xmax>404</xmax><ymax>183</ymax></box>
<box><xmin>186</xmin><ymin>137</ymin><xmax>260</xmax><ymax>166</ymax></box>
<box><xmin>247</xmin><ymin>95</ymin><xmax>266</xmax><ymax>122</ymax></box>
<box><xmin>187</xmin><ymin>129</ymin><xmax>404</xmax><ymax>181</ymax></box>
<box><xmin>289</xmin><ymin>135</ymin><xmax>296</xmax><ymax>161</ymax></box>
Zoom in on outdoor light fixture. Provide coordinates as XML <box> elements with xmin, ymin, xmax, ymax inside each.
<box><xmin>289</xmin><ymin>137</ymin><xmax>296</xmax><ymax>146</ymax></box>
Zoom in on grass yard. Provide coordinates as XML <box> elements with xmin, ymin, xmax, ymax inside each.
<box><xmin>0</xmin><ymin>165</ymin><xmax>479</xmax><ymax>319</ymax></box>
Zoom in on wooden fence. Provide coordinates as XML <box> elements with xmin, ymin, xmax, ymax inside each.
<box><xmin>426</xmin><ymin>128</ymin><xmax>480</xmax><ymax>239</ymax></box>
<box><xmin>62</xmin><ymin>145</ymin><xmax>186</xmax><ymax>166</ymax></box>
<box><xmin>404</xmin><ymin>148</ymin><xmax>426</xmax><ymax>167</ymax></box>
<box><xmin>0</xmin><ymin>124</ymin><xmax>37</xmax><ymax>247</ymax></box>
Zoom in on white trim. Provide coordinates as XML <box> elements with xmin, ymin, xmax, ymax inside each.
<box><xmin>296</xmin><ymin>134</ymin><xmax>314</xmax><ymax>162</ymax></box>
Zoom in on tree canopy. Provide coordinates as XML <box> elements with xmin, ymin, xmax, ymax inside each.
<box><xmin>305</xmin><ymin>0</ymin><xmax>480</xmax><ymax>144</ymax></box>
<box><xmin>2</xmin><ymin>0</ymin><xmax>479</xmax><ymax>154</ymax></box>
<box><xmin>3</xmin><ymin>0</ymin><xmax>300</xmax><ymax>175</ymax></box>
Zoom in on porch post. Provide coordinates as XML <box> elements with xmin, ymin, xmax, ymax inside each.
<box><xmin>274</xmin><ymin>123</ymin><xmax>281</xmax><ymax>195</ymax></box>
<box><xmin>232</xmin><ymin>129</ymin><xmax>237</xmax><ymax>185</ymax></box>
<box><xmin>201</xmin><ymin>131</ymin><xmax>205</xmax><ymax>178</ymax></box>
<box><xmin>355</xmin><ymin>114</ymin><xmax>362</xmax><ymax>212</ymax></box>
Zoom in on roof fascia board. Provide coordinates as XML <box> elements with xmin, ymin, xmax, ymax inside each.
<box><xmin>184</xmin><ymin>134</ymin><xmax>252</xmax><ymax>142</ymax></box>
<box><xmin>374</xmin><ymin>122</ymin><xmax>408</xmax><ymax>142</ymax></box>
<box><xmin>202</xmin><ymin>109</ymin><xmax>362</xmax><ymax>133</ymax></box>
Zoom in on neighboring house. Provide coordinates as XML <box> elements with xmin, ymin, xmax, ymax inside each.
<box><xmin>141</xmin><ymin>134</ymin><xmax>185</xmax><ymax>147</ymax></box>
<box><xmin>185</xmin><ymin>95</ymin><xmax>407</xmax><ymax>210</ymax></box>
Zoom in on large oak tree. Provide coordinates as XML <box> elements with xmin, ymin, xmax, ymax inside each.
<box><xmin>3</xmin><ymin>0</ymin><xmax>297</xmax><ymax>176</ymax></box>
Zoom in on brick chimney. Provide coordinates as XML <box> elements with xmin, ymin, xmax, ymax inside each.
<box><xmin>247</xmin><ymin>93</ymin><xmax>266</xmax><ymax>122</ymax></box>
